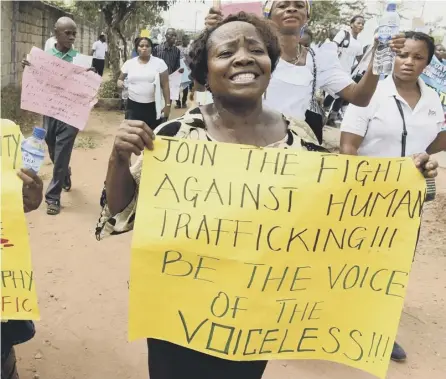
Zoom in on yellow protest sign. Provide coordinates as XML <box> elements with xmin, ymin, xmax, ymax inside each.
<box><xmin>140</xmin><ymin>29</ymin><xmax>150</xmax><ymax>38</ymax></box>
<box><xmin>1</xmin><ymin>120</ymin><xmax>40</xmax><ymax>320</ymax></box>
<box><xmin>129</xmin><ymin>137</ymin><xmax>425</xmax><ymax>378</ymax></box>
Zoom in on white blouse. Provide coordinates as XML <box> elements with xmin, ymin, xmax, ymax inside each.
<box><xmin>264</xmin><ymin>42</ymin><xmax>353</xmax><ymax>120</ymax></box>
<box><xmin>341</xmin><ymin>75</ymin><xmax>445</xmax><ymax>157</ymax></box>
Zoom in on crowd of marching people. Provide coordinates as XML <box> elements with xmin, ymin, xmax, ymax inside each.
<box><xmin>2</xmin><ymin>1</ymin><xmax>446</xmax><ymax>378</ymax></box>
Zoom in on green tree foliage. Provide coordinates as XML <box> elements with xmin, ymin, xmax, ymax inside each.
<box><xmin>309</xmin><ymin>0</ymin><xmax>374</xmax><ymax>44</ymax></box>
<box><xmin>46</xmin><ymin>1</ymin><xmax>174</xmax><ymax>82</ymax></box>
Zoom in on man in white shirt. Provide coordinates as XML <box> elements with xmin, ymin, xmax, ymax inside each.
<box><xmin>91</xmin><ymin>33</ymin><xmax>108</xmax><ymax>76</ymax></box>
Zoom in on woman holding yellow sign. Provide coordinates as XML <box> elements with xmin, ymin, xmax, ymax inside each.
<box><xmin>96</xmin><ymin>13</ymin><xmax>438</xmax><ymax>379</ymax></box>
<box><xmin>2</xmin><ymin>160</ymin><xmax>43</xmax><ymax>378</ymax></box>
<box><xmin>204</xmin><ymin>1</ymin><xmax>406</xmax><ymax>144</ymax></box>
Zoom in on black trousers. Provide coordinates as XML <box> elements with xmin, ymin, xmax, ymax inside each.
<box><xmin>1</xmin><ymin>347</ymin><xmax>18</xmax><ymax>379</ymax></box>
<box><xmin>125</xmin><ymin>99</ymin><xmax>160</xmax><ymax>130</ymax></box>
<box><xmin>323</xmin><ymin>73</ymin><xmax>363</xmax><ymax>114</ymax></box>
<box><xmin>147</xmin><ymin>339</ymin><xmax>267</xmax><ymax>379</ymax></box>
<box><xmin>323</xmin><ymin>95</ymin><xmax>344</xmax><ymax>113</ymax></box>
<box><xmin>92</xmin><ymin>58</ymin><xmax>105</xmax><ymax>76</ymax></box>
<box><xmin>43</xmin><ymin>116</ymin><xmax>78</xmax><ymax>205</ymax></box>
<box><xmin>176</xmin><ymin>87</ymin><xmax>189</xmax><ymax>107</ymax></box>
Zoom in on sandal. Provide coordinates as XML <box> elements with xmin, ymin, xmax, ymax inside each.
<box><xmin>47</xmin><ymin>203</ymin><xmax>60</xmax><ymax>215</ymax></box>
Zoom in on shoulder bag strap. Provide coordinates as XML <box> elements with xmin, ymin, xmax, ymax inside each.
<box><xmin>307</xmin><ymin>47</ymin><xmax>317</xmax><ymax>105</ymax></box>
<box><xmin>393</xmin><ymin>96</ymin><xmax>436</xmax><ymax>201</ymax></box>
<box><xmin>393</xmin><ymin>96</ymin><xmax>407</xmax><ymax>157</ymax></box>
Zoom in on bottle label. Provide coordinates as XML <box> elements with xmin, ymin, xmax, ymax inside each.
<box><xmin>22</xmin><ymin>150</ymin><xmax>43</xmax><ymax>173</ymax></box>
<box><xmin>378</xmin><ymin>25</ymin><xmax>399</xmax><ymax>42</ymax></box>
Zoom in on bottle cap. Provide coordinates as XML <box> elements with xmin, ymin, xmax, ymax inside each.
<box><xmin>32</xmin><ymin>127</ymin><xmax>46</xmax><ymax>140</ymax></box>
<box><xmin>387</xmin><ymin>3</ymin><xmax>397</xmax><ymax>11</ymax></box>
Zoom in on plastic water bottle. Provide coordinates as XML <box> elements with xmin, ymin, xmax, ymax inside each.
<box><xmin>373</xmin><ymin>1</ymin><xmax>400</xmax><ymax>78</ymax></box>
<box><xmin>21</xmin><ymin>127</ymin><xmax>46</xmax><ymax>173</ymax></box>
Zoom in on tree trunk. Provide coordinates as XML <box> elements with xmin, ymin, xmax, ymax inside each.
<box><xmin>105</xmin><ymin>26</ymin><xmax>121</xmax><ymax>84</ymax></box>
<box><xmin>116</xmin><ymin>26</ymin><xmax>128</xmax><ymax>63</ymax></box>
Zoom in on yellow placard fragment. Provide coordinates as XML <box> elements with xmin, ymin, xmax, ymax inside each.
<box><xmin>129</xmin><ymin>137</ymin><xmax>425</xmax><ymax>378</ymax></box>
<box><xmin>140</xmin><ymin>29</ymin><xmax>150</xmax><ymax>38</ymax></box>
<box><xmin>1</xmin><ymin>119</ymin><xmax>40</xmax><ymax>320</ymax></box>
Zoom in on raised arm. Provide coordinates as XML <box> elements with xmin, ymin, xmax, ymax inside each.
<box><xmin>106</xmin><ymin>120</ymin><xmax>155</xmax><ymax>215</ymax></box>
<box><xmin>339</xmin><ymin>101</ymin><xmax>371</xmax><ymax>155</ymax></box>
<box><xmin>338</xmin><ymin>34</ymin><xmax>406</xmax><ymax>107</ymax></box>
<box><xmin>160</xmin><ymin>70</ymin><xmax>171</xmax><ymax>120</ymax></box>
<box><xmin>117</xmin><ymin>72</ymin><xmax>127</xmax><ymax>89</ymax></box>
<box><xmin>427</xmin><ymin>131</ymin><xmax>446</xmax><ymax>155</ymax></box>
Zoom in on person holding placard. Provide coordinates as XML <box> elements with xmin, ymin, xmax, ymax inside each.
<box><xmin>1</xmin><ymin>168</ymin><xmax>43</xmax><ymax>379</ymax></box>
<box><xmin>204</xmin><ymin>1</ymin><xmax>405</xmax><ymax>144</ymax></box>
<box><xmin>341</xmin><ymin>31</ymin><xmax>445</xmax><ymax>362</ymax></box>
<box><xmin>96</xmin><ymin>13</ymin><xmax>438</xmax><ymax>379</ymax></box>
<box><xmin>117</xmin><ymin>37</ymin><xmax>171</xmax><ymax>128</ymax></box>
<box><xmin>21</xmin><ymin>16</ymin><xmax>85</xmax><ymax>216</ymax></box>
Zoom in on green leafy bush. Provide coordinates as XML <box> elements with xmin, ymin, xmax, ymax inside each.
<box><xmin>1</xmin><ymin>85</ymin><xmax>39</xmax><ymax>133</ymax></box>
<box><xmin>98</xmin><ymin>79</ymin><xmax>119</xmax><ymax>99</ymax></box>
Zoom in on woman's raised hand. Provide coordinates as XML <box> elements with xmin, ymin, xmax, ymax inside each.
<box><xmin>113</xmin><ymin>120</ymin><xmax>155</xmax><ymax>162</ymax></box>
<box><xmin>205</xmin><ymin>7</ymin><xmax>223</xmax><ymax>29</ymax></box>
<box><xmin>373</xmin><ymin>33</ymin><xmax>406</xmax><ymax>54</ymax></box>
<box><xmin>412</xmin><ymin>152</ymin><xmax>438</xmax><ymax>179</ymax></box>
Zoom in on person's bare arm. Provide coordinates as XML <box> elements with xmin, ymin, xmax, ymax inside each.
<box><xmin>160</xmin><ymin>70</ymin><xmax>171</xmax><ymax>119</ymax></box>
<box><xmin>427</xmin><ymin>131</ymin><xmax>446</xmax><ymax>154</ymax></box>
<box><xmin>160</xmin><ymin>70</ymin><xmax>170</xmax><ymax>104</ymax></box>
<box><xmin>106</xmin><ymin>152</ymin><xmax>136</xmax><ymax>215</ymax></box>
<box><xmin>339</xmin><ymin>34</ymin><xmax>405</xmax><ymax>106</ymax></box>
<box><xmin>117</xmin><ymin>72</ymin><xmax>127</xmax><ymax>89</ymax></box>
<box><xmin>338</xmin><ymin>58</ymin><xmax>379</xmax><ymax>106</ymax></box>
<box><xmin>105</xmin><ymin>120</ymin><xmax>155</xmax><ymax>215</ymax></box>
<box><xmin>340</xmin><ymin>132</ymin><xmax>364</xmax><ymax>155</ymax></box>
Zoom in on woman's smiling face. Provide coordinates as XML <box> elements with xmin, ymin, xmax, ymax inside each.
<box><xmin>270</xmin><ymin>1</ymin><xmax>308</xmax><ymax>35</ymax></box>
<box><xmin>206</xmin><ymin>21</ymin><xmax>272</xmax><ymax>104</ymax></box>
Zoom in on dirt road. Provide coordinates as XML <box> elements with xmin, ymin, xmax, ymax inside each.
<box><xmin>16</xmin><ymin>109</ymin><xmax>446</xmax><ymax>379</ymax></box>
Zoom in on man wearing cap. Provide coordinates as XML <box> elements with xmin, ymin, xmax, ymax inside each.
<box><xmin>92</xmin><ymin>33</ymin><xmax>108</xmax><ymax>77</ymax></box>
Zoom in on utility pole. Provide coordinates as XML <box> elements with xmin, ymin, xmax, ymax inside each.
<box><xmin>420</xmin><ymin>0</ymin><xmax>426</xmax><ymax>18</ymax></box>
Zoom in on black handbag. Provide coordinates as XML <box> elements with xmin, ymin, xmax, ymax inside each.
<box><xmin>393</xmin><ymin>96</ymin><xmax>436</xmax><ymax>201</ymax></box>
<box><xmin>305</xmin><ymin>48</ymin><xmax>325</xmax><ymax>144</ymax></box>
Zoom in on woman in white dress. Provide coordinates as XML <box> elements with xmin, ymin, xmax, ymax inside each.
<box><xmin>205</xmin><ymin>1</ymin><xmax>406</xmax><ymax>143</ymax></box>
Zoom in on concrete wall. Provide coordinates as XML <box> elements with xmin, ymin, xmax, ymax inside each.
<box><xmin>1</xmin><ymin>1</ymin><xmax>99</xmax><ymax>88</ymax></box>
